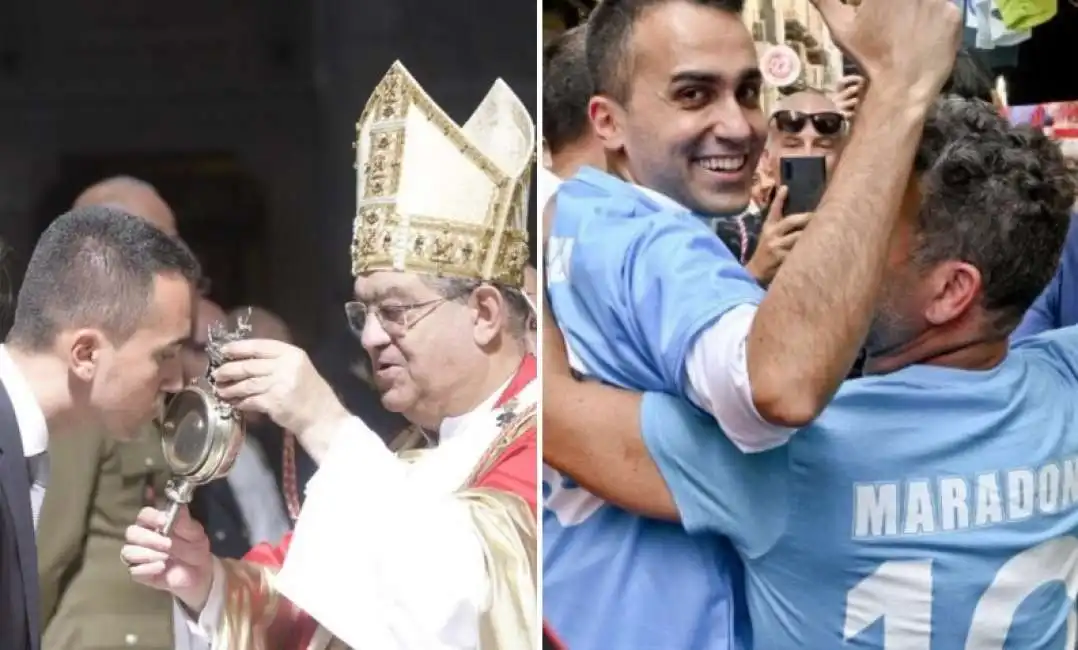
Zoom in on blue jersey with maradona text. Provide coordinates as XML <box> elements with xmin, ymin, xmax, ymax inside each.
<box><xmin>644</xmin><ymin>327</ymin><xmax>1078</xmax><ymax>649</ymax></box>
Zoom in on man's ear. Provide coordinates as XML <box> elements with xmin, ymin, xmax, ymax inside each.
<box><xmin>589</xmin><ymin>95</ymin><xmax>626</xmax><ymax>153</ymax></box>
<box><xmin>924</xmin><ymin>261</ymin><xmax>982</xmax><ymax>326</ymax></box>
<box><xmin>68</xmin><ymin>329</ymin><xmax>105</xmax><ymax>382</ymax></box>
<box><xmin>470</xmin><ymin>284</ymin><xmax>505</xmax><ymax>347</ymax></box>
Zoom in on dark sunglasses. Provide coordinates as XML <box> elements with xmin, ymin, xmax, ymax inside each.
<box><xmin>771</xmin><ymin>110</ymin><xmax>846</xmax><ymax>136</ymax></box>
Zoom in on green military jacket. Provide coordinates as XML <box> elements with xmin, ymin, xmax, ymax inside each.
<box><xmin>37</xmin><ymin>424</ymin><xmax>175</xmax><ymax>650</ymax></box>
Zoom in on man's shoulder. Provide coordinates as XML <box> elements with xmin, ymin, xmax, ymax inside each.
<box><xmin>1004</xmin><ymin>328</ymin><xmax>1078</xmax><ymax>387</ymax></box>
<box><xmin>803</xmin><ymin>358</ymin><xmax>1065</xmax><ymax>462</ymax></box>
<box><xmin>551</xmin><ymin>171</ymin><xmax>727</xmax><ymax>277</ymax></box>
<box><xmin>556</xmin><ymin>170</ymin><xmax>700</xmax><ymax>228</ymax></box>
<box><xmin>1013</xmin><ymin>324</ymin><xmax>1078</xmax><ymax>358</ymax></box>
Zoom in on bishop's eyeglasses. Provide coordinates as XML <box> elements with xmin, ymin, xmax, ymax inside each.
<box><xmin>344</xmin><ymin>297</ymin><xmax>448</xmax><ymax>338</ymax></box>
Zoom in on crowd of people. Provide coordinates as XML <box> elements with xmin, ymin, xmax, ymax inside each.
<box><xmin>541</xmin><ymin>0</ymin><xmax>1078</xmax><ymax>648</ymax></box>
<box><xmin>0</xmin><ymin>61</ymin><xmax>540</xmax><ymax>650</ymax></box>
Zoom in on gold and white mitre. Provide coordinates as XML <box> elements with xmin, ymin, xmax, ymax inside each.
<box><xmin>351</xmin><ymin>61</ymin><xmax>535</xmax><ymax>289</ymax></box>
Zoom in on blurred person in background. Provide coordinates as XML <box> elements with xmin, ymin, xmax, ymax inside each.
<box><xmin>225</xmin><ymin>305</ymin><xmax>317</xmax><ymax>520</ymax></box>
<box><xmin>729</xmin><ymin>88</ymin><xmax>848</xmax><ymax>282</ymax></box>
<box><xmin>540</xmin><ymin>25</ymin><xmax>605</xmax><ymax>211</ymax></box>
<box><xmin>1014</xmin><ymin>205</ymin><xmax>1078</xmax><ymax>338</ymax></box>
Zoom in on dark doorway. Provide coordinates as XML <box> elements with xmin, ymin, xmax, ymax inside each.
<box><xmin>32</xmin><ymin>152</ymin><xmax>269</xmax><ymax>311</ymax></box>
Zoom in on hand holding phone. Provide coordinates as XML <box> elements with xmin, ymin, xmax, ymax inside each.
<box><xmin>833</xmin><ymin>74</ymin><xmax>865</xmax><ymax>120</ymax></box>
<box><xmin>842</xmin><ymin>56</ymin><xmax>860</xmax><ymax>78</ymax></box>
<box><xmin>780</xmin><ymin>156</ymin><xmax>827</xmax><ymax>217</ymax></box>
<box><xmin>746</xmin><ymin>187</ymin><xmax>814</xmax><ymax>285</ymax></box>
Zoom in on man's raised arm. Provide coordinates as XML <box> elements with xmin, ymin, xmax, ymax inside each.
<box><xmin>746</xmin><ymin>0</ymin><xmax>962</xmax><ymax>425</ymax></box>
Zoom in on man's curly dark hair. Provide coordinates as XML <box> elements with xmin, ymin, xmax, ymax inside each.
<box><xmin>913</xmin><ymin>98</ymin><xmax>1077</xmax><ymax>333</ymax></box>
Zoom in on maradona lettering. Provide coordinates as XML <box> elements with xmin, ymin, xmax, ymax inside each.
<box><xmin>853</xmin><ymin>456</ymin><xmax>1078</xmax><ymax>539</ymax></box>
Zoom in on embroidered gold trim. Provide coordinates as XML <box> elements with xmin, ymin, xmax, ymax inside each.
<box><xmin>388</xmin><ymin>423</ymin><xmax>427</xmax><ymax>454</ymax></box>
<box><xmin>463</xmin><ymin>402</ymin><xmax>536</xmax><ymax>489</ymax></box>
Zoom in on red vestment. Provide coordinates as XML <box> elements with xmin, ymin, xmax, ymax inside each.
<box><xmin>234</xmin><ymin>355</ymin><xmax>539</xmax><ymax>649</ymax></box>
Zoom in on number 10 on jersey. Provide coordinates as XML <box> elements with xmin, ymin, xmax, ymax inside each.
<box><xmin>844</xmin><ymin>537</ymin><xmax>1078</xmax><ymax>649</ymax></box>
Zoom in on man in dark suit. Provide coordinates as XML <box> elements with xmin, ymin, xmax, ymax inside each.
<box><xmin>0</xmin><ymin>377</ymin><xmax>41</xmax><ymax>650</ymax></box>
<box><xmin>38</xmin><ymin>176</ymin><xmax>185</xmax><ymax>650</ymax></box>
<box><xmin>0</xmin><ymin>205</ymin><xmax>200</xmax><ymax>650</ymax></box>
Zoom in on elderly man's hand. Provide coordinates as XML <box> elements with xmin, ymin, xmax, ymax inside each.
<box><xmin>213</xmin><ymin>339</ymin><xmax>349</xmax><ymax>435</ymax></box>
<box><xmin>122</xmin><ymin>507</ymin><xmax>215</xmax><ymax>614</ymax></box>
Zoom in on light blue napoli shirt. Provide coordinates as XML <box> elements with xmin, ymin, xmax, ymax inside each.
<box><xmin>543</xmin><ymin>167</ymin><xmax>763</xmax><ymax>650</ymax></box>
<box><xmin>644</xmin><ymin>327</ymin><xmax>1078</xmax><ymax>649</ymax></box>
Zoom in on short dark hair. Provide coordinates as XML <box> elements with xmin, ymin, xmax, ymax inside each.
<box><xmin>544</xmin><ymin>26</ymin><xmax>594</xmax><ymax>153</ymax></box>
<box><xmin>8</xmin><ymin>205</ymin><xmax>201</xmax><ymax>350</ymax></box>
<box><xmin>941</xmin><ymin>47</ymin><xmax>994</xmax><ymax>103</ymax></box>
<box><xmin>913</xmin><ymin>98</ymin><xmax>1076</xmax><ymax>333</ymax></box>
<box><xmin>586</xmin><ymin>0</ymin><xmax>744</xmax><ymax>102</ymax></box>
<box><xmin>425</xmin><ymin>276</ymin><xmax>533</xmax><ymax>342</ymax></box>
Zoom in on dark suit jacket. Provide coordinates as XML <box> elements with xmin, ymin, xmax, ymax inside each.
<box><xmin>189</xmin><ymin>477</ymin><xmax>257</xmax><ymax>559</ymax></box>
<box><xmin>0</xmin><ymin>380</ymin><xmax>40</xmax><ymax>650</ymax></box>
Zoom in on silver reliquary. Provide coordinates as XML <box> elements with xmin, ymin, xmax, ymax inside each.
<box><xmin>158</xmin><ymin>309</ymin><xmax>252</xmax><ymax>535</ymax></box>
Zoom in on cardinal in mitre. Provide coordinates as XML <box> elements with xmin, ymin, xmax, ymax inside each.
<box><xmin>121</xmin><ymin>61</ymin><xmax>540</xmax><ymax>650</ymax></box>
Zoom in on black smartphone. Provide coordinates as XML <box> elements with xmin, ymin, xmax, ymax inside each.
<box><xmin>780</xmin><ymin>156</ymin><xmax>827</xmax><ymax>216</ymax></box>
<box><xmin>842</xmin><ymin>55</ymin><xmax>859</xmax><ymax>78</ymax></box>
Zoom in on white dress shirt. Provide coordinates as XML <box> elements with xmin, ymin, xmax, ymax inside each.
<box><xmin>635</xmin><ymin>185</ymin><xmax>794</xmax><ymax>451</ymax></box>
<box><xmin>0</xmin><ymin>344</ymin><xmax>49</xmax><ymax>528</ymax></box>
<box><xmin>537</xmin><ymin>166</ymin><xmax>563</xmax><ymax>216</ymax></box>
